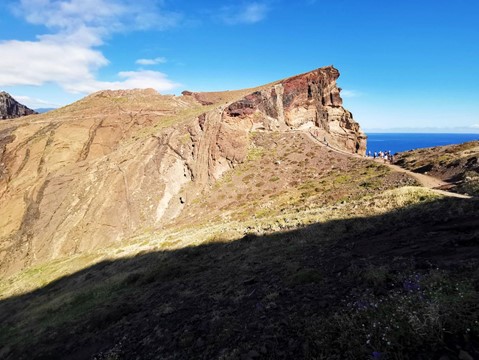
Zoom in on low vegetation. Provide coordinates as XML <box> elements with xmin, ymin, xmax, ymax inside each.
<box><xmin>0</xmin><ymin>133</ymin><xmax>478</xmax><ymax>359</ymax></box>
<box><xmin>1</xmin><ymin>184</ymin><xmax>478</xmax><ymax>359</ymax></box>
<box><xmin>395</xmin><ymin>140</ymin><xmax>479</xmax><ymax>195</ymax></box>
<box><xmin>178</xmin><ymin>132</ymin><xmax>418</xmax><ymax>228</ymax></box>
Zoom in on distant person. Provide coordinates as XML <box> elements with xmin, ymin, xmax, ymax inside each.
<box><xmin>374</xmin><ymin>152</ymin><xmax>377</xmax><ymax>159</ymax></box>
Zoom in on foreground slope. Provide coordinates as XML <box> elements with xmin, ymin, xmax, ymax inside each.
<box><xmin>0</xmin><ymin>66</ymin><xmax>365</xmax><ymax>275</ymax></box>
<box><xmin>0</xmin><ymin>69</ymin><xmax>478</xmax><ymax>358</ymax></box>
<box><xmin>0</xmin><ymin>189</ymin><xmax>478</xmax><ymax>359</ymax></box>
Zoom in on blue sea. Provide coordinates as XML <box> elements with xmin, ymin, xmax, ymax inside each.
<box><xmin>366</xmin><ymin>133</ymin><xmax>479</xmax><ymax>155</ymax></box>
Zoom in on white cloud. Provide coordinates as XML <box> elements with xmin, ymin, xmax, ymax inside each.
<box><xmin>0</xmin><ymin>0</ymin><xmax>181</xmax><ymax>94</ymax></box>
<box><xmin>136</xmin><ymin>57</ymin><xmax>167</xmax><ymax>66</ymax></box>
<box><xmin>0</xmin><ymin>39</ymin><xmax>107</xmax><ymax>87</ymax></box>
<box><xmin>341</xmin><ymin>90</ymin><xmax>362</xmax><ymax>98</ymax></box>
<box><xmin>67</xmin><ymin>70</ymin><xmax>180</xmax><ymax>94</ymax></box>
<box><xmin>16</xmin><ymin>0</ymin><xmax>181</xmax><ymax>41</ymax></box>
<box><xmin>12</xmin><ymin>95</ymin><xmax>60</xmax><ymax>108</ymax></box>
<box><xmin>471</xmin><ymin>124</ymin><xmax>479</xmax><ymax>128</ymax></box>
<box><xmin>218</xmin><ymin>2</ymin><xmax>269</xmax><ymax>25</ymax></box>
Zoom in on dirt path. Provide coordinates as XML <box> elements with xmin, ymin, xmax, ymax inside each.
<box><xmin>377</xmin><ymin>161</ymin><xmax>471</xmax><ymax>198</ymax></box>
<box><xmin>305</xmin><ymin>130</ymin><xmax>472</xmax><ymax>199</ymax></box>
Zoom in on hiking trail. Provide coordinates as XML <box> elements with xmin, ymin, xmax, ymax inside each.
<box><xmin>305</xmin><ymin>130</ymin><xmax>472</xmax><ymax>199</ymax></box>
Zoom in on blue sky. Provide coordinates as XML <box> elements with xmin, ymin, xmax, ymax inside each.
<box><xmin>0</xmin><ymin>0</ymin><xmax>478</xmax><ymax>132</ymax></box>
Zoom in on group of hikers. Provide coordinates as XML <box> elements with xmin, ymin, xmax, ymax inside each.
<box><xmin>367</xmin><ymin>150</ymin><xmax>395</xmax><ymax>163</ymax></box>
<box><xmin>310</xmin><ymin>129</ymin><xmax>395</xmax><ymax>164</ymax></box>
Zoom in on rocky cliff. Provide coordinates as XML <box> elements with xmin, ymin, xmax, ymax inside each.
<box><xmin>0</xmin><ymin>92</ymin><xmax>37</xmax><ymax>119</ymax></box>
<box><xmin>0</xmin><ymin>66</ymin><xmax>366</xmax><ymax>275</ymax></box>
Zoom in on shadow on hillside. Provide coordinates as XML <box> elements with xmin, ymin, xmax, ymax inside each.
<box><xmin>1</xmin><ymin>196</ymin><xmax>479</xmax><ymax>360</ymax></box>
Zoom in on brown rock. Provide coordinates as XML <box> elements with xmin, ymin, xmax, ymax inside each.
<box><xmin>0</xmin><ymin>91</ymin><xmax>37</xmax><ymax>120</ymax></box>
<box><xmin>0</xmin><ymin>66</ymin><xmax>366</xmax><ymax>276</ymax></box>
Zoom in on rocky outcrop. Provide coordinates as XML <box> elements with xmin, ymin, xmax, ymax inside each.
<box><xmin>0</xmin><ymin>66</ymin><xmax>366</xmax><ymax>276</ymax></box>
<box><xmin>0</xmin><ymin>92</ymin><xmax>37</xmax><ymax>119</ymax></box>
<box><xmin>223</xmin><ymin>66</ymin><xmax>366</xmax><ymax>154</ymax></box>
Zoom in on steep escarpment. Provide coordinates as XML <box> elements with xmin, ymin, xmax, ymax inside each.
<box><xmin>0</xmin><ymin>66</ymin><xmax>366</xmax><ymax>275</ymax></box>
<box><xmin>185</xmin><ymin>67</ymin><xmax>366</xmax><ymax>154</ymax></box>
<box><xmin>0</xmin><ymin>92</ymin><xmax>37</xmax><ymax>119</ymax></box>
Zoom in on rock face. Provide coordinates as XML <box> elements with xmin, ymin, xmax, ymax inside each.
<box><xmin>0</xmin><ymin>66</ymin><xmax>366</xmax><ymax>275</ymax></box>
<box><xmin>223</xmin><ymin>66</ymin><xmax>366</xmax><ymax>153</ymax></box>
<box><xmin>0</xmin><ymin>92</ymin><xmax>37</xmax><ymax>119</ymax></box>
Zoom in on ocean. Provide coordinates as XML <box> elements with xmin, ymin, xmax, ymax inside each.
<box><xmin>366</xmin><ymin>133</ymin><xmax>479</xmax><ymax>155</ymax></box>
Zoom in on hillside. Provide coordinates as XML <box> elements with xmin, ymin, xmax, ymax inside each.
<box><xmin>394</xmin><ymin>141</ymin><xmax>479</xmax><ymax>195</ymax></box>
<box><xmin>0</xmin><ymin>66</ymin><xmax>365</xmax><ymax>276</ymax></box>
<box><xmin>1</xmin><ymin>187</ymin><xmax>478</xmax><ymax>359</ymax></box>
<box><xmin>0</xmin><ymin>67</ymin><xmax>478</xmax><ymax>359</ymax></box>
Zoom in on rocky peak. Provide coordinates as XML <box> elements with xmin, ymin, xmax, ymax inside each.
<box><xmin>0</xmin><ymin>91</ymin><xmax>37</xmax><ymax>120</ymax></box>
<box><xmin>223</xmin><ymin>66</ymin><xmax>366</xmax><ymax>154</ymax></box>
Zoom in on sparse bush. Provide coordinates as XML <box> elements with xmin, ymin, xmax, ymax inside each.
<box><xmin>305</xmin><ymin>269</ymin><xmax>479</xmax><ymax>359</ymax></box>
<box><xmin>289</xmin><ymin>269</ymin><xmax>322</xmax><ymax>285</ymax></box>
<box><xmin>362</xmin><ymin>265</ymin><xmax>390</xmax><ymax>287</ymax></box>
<box><xmin>459</xmin><ymin>171</ymin><xmax>479</xmax><ymax>195</ymax></box>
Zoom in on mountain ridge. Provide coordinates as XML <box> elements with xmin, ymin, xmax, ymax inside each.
<box><xmin>0</xmin><ymin>66</ymin><xmax>365</xmax><ymax>275</ymax></box>
<box><xmin>1</xmin><ymin>69</ymin><xmax>478</xmax><ymax>360</ymax></box>
<box><xmin>0</xmin><ymin>91</ymin><xmax>37</xmax><ymax>120</ymax></box>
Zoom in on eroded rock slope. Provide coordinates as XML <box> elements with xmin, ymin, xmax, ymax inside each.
<box><xmin>0</xmin><ymin>66</ymin><xmax>366</xmax><ymax>275</ymax></box>
<box><xmin>0</xmin><ymin>92</ymin><xmax>37</xmax><ymax>120</ymax></box>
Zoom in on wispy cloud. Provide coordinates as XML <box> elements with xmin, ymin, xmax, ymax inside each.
<box><xmin>471</xmin><ymin>124</ymin><xmax>479</xmax><ymax>128</ymax></box>
<box><xmin>0</xmin><ymin>0</ymin><xmax>181</xmax><ymax>93</ymax></box>
<box><xmin>68</xmin><ymin>70</ymin><xmax>180</xmax><ymax>94</ymax></box>
<box><xmin>12</xmin><ymin>94</ymin><xmax>60</xmax><ymax>108</ymax></box>
<box><xmin>15</xmin><ymin>0</ymin><xmax>181</xmax><ymax>44</ymax></box>
<box><xmin>136</xmin><ymin>57</ymin><xmax>167</xmax><ymax>66</ymax></box>
<box><xmin>218</xmin><ymin>2</ymin><xmax>270</xmax><ymax>25</ymax></box>
<box><xmin>341</xmin><ymin>89</ymin><xmax>362</xmax><ymax>98</ymax></box>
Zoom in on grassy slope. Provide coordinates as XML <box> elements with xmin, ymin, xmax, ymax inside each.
<box><xmin>0</xmin><ymin>189</ymin><xmax>478</xmax><ymax>360</ymax></box>
<box><xmin>0</xmin><ymin>90</ymin><xmax>478</xmax><ymax>358</ymax></box>
<box><xmin>1</xmin><ymin>133</ymin><xmax>478</xmax><ymax>359</ymax></box>
<box><xmin>0</xmin><ymin>132</ymin><xmax>418</xmax><ymax>299</ymax></box>
<box><xmin>394</xmin><ymin>140</ymin><xmax>479</xmax><ymax>195</ymax></box>
<box><xmin>171</xmin><ymin>131</ymin><xmax>419</xmax><ymax>243</ymax></box>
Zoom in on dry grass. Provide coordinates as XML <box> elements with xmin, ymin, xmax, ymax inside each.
<box><xmin>1</xmin><ymin>190</ymin><xmax>478</xmax><ymax>359</ymax></box>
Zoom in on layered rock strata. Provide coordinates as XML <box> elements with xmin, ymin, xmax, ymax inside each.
<box><xmin>0</xmin><ymin>66</ymin><xmax>366</xmax><ymax>275</ymax></box>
